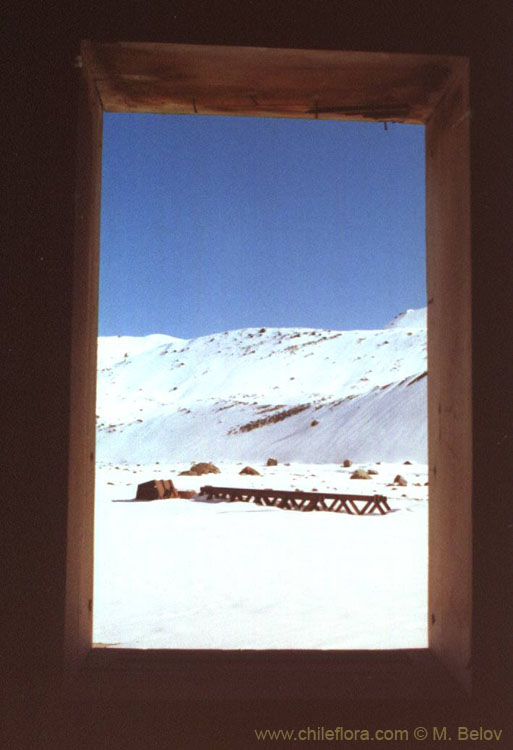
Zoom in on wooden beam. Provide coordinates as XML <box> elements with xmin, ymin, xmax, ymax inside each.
<box><xmin>82</xmin><ymin>41</ymin><xmax>458</xmax><ymax>123</ymax></box>
<box><xmin>426</xmin><ymin>60</ymin><xmax>472</xmax><ymax>693</ymax></box>
<box><xmin>64</xmin><ymin>59</ymin><xmax>103</xmax><ymax>676</ymax></box>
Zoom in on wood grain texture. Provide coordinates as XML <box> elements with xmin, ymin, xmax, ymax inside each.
<box><xmin>83</xmin><ymin>41</ymin><xmax>457</xmax><ymax>123</ymax></box>
<box><xmin>426</xmin><ymin>61</ymin><xmax>472</xmax><ymax>693</ymax></box>
<box><xmin>64</xmin><ymin>62</ymin><xmax>103</xmax><ymax>675</ymax></box>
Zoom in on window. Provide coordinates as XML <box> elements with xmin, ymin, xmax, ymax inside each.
<box><xmin>66</xmin><ymin>42</ymin><xmax>471</xmax><ymax>699</ymax></box>
<box><xmin>94</xmin><ymin>111</ymin><xmax>428</xmax><ymax>651</ymax></box>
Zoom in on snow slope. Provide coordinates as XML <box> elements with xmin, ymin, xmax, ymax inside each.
<box><xmin>384</xmin><ymin>307</ymin><xmax>427</xmax><ymax>329</ymax></box>
<box><xmin>96</xmin><ymin>309</ymin><xmax>427</xmax><ymax>464</ymax></box>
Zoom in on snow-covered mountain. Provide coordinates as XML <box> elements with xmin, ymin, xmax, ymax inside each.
<box><xmin>384</xmin><ymin>307</ymin><xmax>427</xmax><ymax>329</ymax></box>
<box><xmin>96</xmin><ymin>309</ymin><xmax>427</xmax><ymax>464</ymax></box>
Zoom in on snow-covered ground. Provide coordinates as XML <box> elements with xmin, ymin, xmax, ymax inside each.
<box><xmin>93</xmin><ymin>460</ymin><xmax>428</xmax><ymax>649</ymax></box>
<box><xmin>93</xmin><ymin>309</ymin><xmax>428</xmax><ymax>649</ymax></box>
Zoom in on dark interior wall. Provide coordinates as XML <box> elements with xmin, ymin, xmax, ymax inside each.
<box><xmin>5</xmin><ymin>2</ymin><xmax>512</xmax><ymax>748</ymax></box>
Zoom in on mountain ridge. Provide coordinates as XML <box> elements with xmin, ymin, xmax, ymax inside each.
<box><xmin>96</xmin><ymin>309</ymin><xmax>427</xmax><ymax>464</ymax></box>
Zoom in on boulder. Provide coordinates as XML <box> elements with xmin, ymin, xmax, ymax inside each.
<box><xmin>266</xmin><ymin>458</ymin><xmax>278</xmax><ymax>466</ymax></box>
<box><xmin>135</xmin><ymin>479</ymin><xmax>179</xmax><ymax>500</ymax></box>
<box><xmin>367</xmin><ymin>469</ymin><xmax>379</xmax><ymax>475</ymax></box>
<box><xmin>310</xmin><ymin>419</ymin><xmax>319</xmax><ymax>426</ymax></box>
<box><xmin>180</xmin><ymin>462</ymin><xmax>220</xmax><ymax>476</ymax></box>
<box><xmin>350</xmin><ymin>469</ymin><xmax>371</xmax><ymax>480</ymax></box>
<box><xmin>177</xmin><ymin>490</ymin><xmax>197</xmax><ymax>499</ymax></box>
<box><xmin>394</xmin><ymin>474</ymin><xmax>408</xmax><ymax>486</ymax></box>
<box><xmin>343</xmin><ymin>459</ymin><xmax>352</xmax><ymax>467</ymax></box>
<box><xmin>239</xmin><ymin>466</ymin><xmax>260</xmax><ymax>475</ymax></box>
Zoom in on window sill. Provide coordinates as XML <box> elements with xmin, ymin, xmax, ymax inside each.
<box><xmin>72</xmin><ymin>647</ymin><xmax>466</xmax><ymax>703</ymax></box>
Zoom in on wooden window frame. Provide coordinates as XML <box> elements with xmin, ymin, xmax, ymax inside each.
<box><xmin>65</xmin><ymin>41</ymin><xmax>471</xmax><ymax>703</ymax></box>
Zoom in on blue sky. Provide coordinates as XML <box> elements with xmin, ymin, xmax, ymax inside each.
<box><xmin>99</xmin><ymin>113</ymin><xmax>425</xmax><ymax>338</ymax></box>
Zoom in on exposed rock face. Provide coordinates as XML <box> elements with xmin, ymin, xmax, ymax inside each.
<box><xmin>179</xmin><ymin>462</ymin><xmax>220</xmax><ymax>476</ymax></box>
<box><xmin>343</xmin><ymin>459</ymin><xmax>352</xmax><ymax>467</ymax></box>
<box><xmin>350</xmin><ymin>469</ymin><xmax>371</xmax><ymax>480</ymax></box>
<box><xmin>239</xmin><ymin>465</ymin><xmax>260</xmax><ymax>475</ymax></box>
<box><xmin>394</xmin><ymin>474</ymin><xmax>408</xmax><ymax>486</ymax></box>
<box><xmin>266</xmin><ymin>458</ymin><xmax>278</xmax><ymax>466</ymax></box>
<box><xmin>135</xmin><ymin>479</ymin><xmax>179</xmax><ymax>500</ymax></box>
<box><xmin>177</xmin><ymin>490</ymin><xmax>197</xmax><ymax>499</ymax></box>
